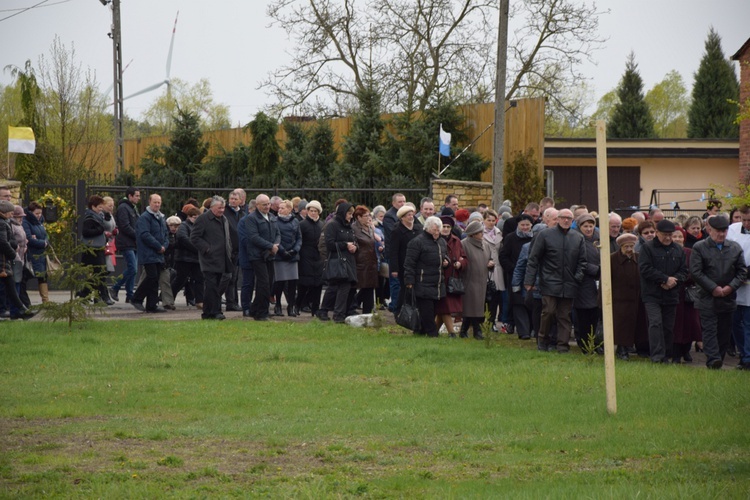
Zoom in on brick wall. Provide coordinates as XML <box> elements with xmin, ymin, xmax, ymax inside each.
<box><xmin>431</xmin><ymin>179</ymin><xmax>493</xmax><ymax>211</ymax></box>
<box><xmin>0</xmin><ymin>180</ymin><xmax>22</xmax><ymax>205</ymax></box>
<box><xmin>739</xmin><ymin>53</ymin><xmax>750</xmax><ymax>182</ymax></box>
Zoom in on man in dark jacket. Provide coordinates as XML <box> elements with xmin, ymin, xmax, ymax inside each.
<box><xmin>223</xmin><ymin>190</ymin><xmax>243</xmax><ymax>312</ymax></box>
<box><xmin>637</xmin><ymin>219</ymin><xmax>688</xmax><ymax>363</ymax></box>
<box><xmin>524</xmin><ymin>208</ymin><xmax>586</xmax><ymax>353</ymax></box>
<box><xmin>690</xmin><ymin>215</ymin><xmax>747</xmax><ymax>369</ymax></box>
<box><xmin>111</xmin><ymin>187</ymin><xmax>140</xmax><ymax>302</ymax></box>
<box><xmin>191</xmin><ymin>196</ymin><xmax>238</xmax><ymax>320</ymax></box>
<box><xmin>131</xmin><ymin>194</ymin><xmax>168</xmax><ymax>313</ymax></box>
<box><xmin>383</xmin><ymin>193</ymin><xmax>405</xmax><ymax>312</ymax></box>
<box><xmin>245</xmin><ymin>194</ymin><xmax>280</xmax><ymax>321</ymax></box>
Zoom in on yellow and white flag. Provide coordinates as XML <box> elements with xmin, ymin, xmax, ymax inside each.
<box><xmin>8</xmin><ymin>126</ymin><xmax>36</xmax><ymax>154</ymax></box>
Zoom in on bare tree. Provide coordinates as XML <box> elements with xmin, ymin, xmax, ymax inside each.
<box><xmin>265</xmin><ymin>0</ymin><xmax>495</xmax><ymax>115</ymax></box>
<box><xmin>264</xmin><ymin>0</ymin><xmax>606</xmax><ymax>118</ymax></box>
<box><xmin>506</xmin><ymin>0</ymin><xmax>607</xmax><ymax>117</ymax></box>
<box><xmin>36</xmin><ymin>36</ymin><xmax>110</xmax><ymax>174</ymax></box>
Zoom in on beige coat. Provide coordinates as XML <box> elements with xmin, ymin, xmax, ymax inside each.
<box><xmin>461</xmin><ymin>236</ymin><xmax>492</xmax><ymax>317</ymax></box>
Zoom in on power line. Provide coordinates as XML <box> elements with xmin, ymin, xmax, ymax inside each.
<box><xmin>0</xmin><ymin>0</ymin><xmax>70</xmax><ymax>14</ymax></box>
<box><xmin>0</xmin><ymin>0</ymin><xmax>61</xmax><ymax>23</ymax></box>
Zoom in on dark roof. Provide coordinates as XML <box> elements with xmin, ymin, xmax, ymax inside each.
<box><xmin>545</xmin><ymin>139</ymin><xmax>738</xmax><ymax>159</ymax></box>
<box><xmin>731</xmin><ymin>37</ymin><xmax>750</xmax><ymax>60</ymax></box>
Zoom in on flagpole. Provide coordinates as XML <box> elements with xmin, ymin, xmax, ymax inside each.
<box><xmin>437</xmin><ymin>148</ymin><xmax>441</xmax><ymax>178</ymax></box>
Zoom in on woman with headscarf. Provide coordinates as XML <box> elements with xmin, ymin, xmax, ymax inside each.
<box><xmin>435</xmin><ymin>215</ymin><xmax>467</xmax><ymax>336</ymax></box>
<box><xmin>22</xmin><ymin>201</ymin><xmax>50</xmax><ymax>303</ymax></box>
<box><xmin>573</xmin><ymin>213</ymin><xmax>601</xmax><ymax>352</ymax></box>
<box><xmin>404</xmin><ymin>216</ymin><xmax>449</xmax><ymax>337</ymax></box>
<box><xmin>0</xmin><ymin>201</ymin><xmax>35</xmax><ymax>319</ymax></box>
<box><xmin>273</xmin><ymin>200</ymin><xmax>302</xmax><ymax>316</ymax></box>
<box><xmin>80</xmin><ymin>195</ymin><xmax>114</xmax><ymax>305</ymax></box>
<box><xmin>460</xmin><ymin>220</ymin><xmax>495</xmax><ymax>339</ymax></box>
<box><xmin>352</xmin><ymin>205</ymin><xmax>379</xmax><ymax>314</ymax></box>
<box><xmin>482</xmin><ymin>209</ymin><xmax>505</xmax><ymax>332</ymax></box>
<box><xmin>610</xmin><ymin>233</ymin><xmax>641</xmax><ymax>360</ymax></box>
<box><xmin>297</xmin><ymin>200</ymin><xmax>325</xmax><ymax>316</ymax></box>
<box><xmin>9</xmin><ymin>205</ymin><xmax>29</xmax><ymax>313</ymax></box>
<box><xmin>499</xmin><ymin>214</ymin><xmax>535</xmax><ymax>338</ymax></box>
<box><xmin>319</xmin><ymin>202</ymin><xmax>358</xmax><ymax>323</ymax></box>
<box><xmin>388</xmin><ymin>203</ymin><xmax>422</xmax><ymax>315</ymax></box>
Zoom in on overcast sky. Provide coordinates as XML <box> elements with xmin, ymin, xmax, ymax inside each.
<box><xmin>0</xmin><ymin>0</ymin><xmax>748</xmax><ymax>126</ymax></box>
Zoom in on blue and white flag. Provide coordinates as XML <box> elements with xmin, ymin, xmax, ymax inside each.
<box><xmin>439</xmin><ymin>124</ymin><xmax>451</xmax><ymax>157</ymax></box>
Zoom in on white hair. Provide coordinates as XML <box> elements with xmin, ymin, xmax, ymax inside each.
<box><xmin>423</xmin><ymin>216</ymin><xmax>442</xmax><ymax>232</ymax></box>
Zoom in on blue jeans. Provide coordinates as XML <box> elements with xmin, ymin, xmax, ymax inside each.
<box><xmin>112</xmin><ymin>249</ymin><xmax>136</xmax><ymax>299</ymax></box>
<box><xmin>388</xmin><ymin>275</ymin><xmax>400</xmax><ymax>313</ymax></box>
<box><xmin>733</xmin><ymin>305</ymin><xmax>750</xmax><ymax>364</ymax></box>
<box><xmin>240</xmin><ymin>266</ymin><xmax>255</xmax><ymax>311</ymax></box>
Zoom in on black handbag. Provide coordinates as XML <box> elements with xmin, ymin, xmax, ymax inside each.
<box><xmin>446</xmin><ymin>267</ymin><xmax>465</xmax><ymax>295</ymax></box>
<box><xmin>485</xmin><ymin>271</ymin><xmax>497</xmax><ymax>302</ymax></box>
<box><xmin>396</xmin><ymin>288</ymin><xmax>421</xmax><ymax>332</ymax></box>
<box><xmin>685</xmin><ymin>284</ymin><xmax>701</xmax><ymax>304</ymax></box>
<box><xmin>325</xmin><ymin>247</ymin><xmax>356</xmax><ymax>282</ymax></box>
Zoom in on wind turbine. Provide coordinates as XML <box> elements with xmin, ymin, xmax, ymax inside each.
<box><xmin>123</xmin><ymin>11</ymin><xmax>179</xmax><ymax>101</ymax></box>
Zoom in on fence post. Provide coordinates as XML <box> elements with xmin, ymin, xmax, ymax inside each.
<box><xmin>76</xmin><ymin>179</ymin><xmax>87</xmax><ymax>242</ymax></box>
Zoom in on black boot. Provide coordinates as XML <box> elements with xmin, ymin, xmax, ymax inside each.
<box><xmin>459</xmin><ymin>321</ymin><xmax>469</xmax><ymax>338</ymax></box>
<box><xmin>287</xmin><ymin>305</ymin><xmax>297</xmax><ymax>317</ymax></box>
<box><xmin>274</xmin><ymin>304</ymin><xmax>283</xmax><ymax>316</ymax></box>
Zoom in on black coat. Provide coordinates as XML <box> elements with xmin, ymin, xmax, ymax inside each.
<box><xmin>190</xmin><ymin>210</ymin><xmax>238</xmax><ymax>274</ymax></box>
<box><xmin>403</xmin><ymin>231</ymin><xmax>447</xmax><ymax>301</ymax></box>
<box><xmin>0</xmin><ymin>217</ymin><xmax>17</xmax><ymax>275</ymax></box>
<box><xmin>690</xmin><ymin>237</ymin><xmax>747</xmax><ymax>313</ymax></box>
<box><xmin>299</xmin><ymin>215</ymin><xmax>324</xmax><ymax>286</ymax></box>
<box><xmin>499</xmin><ymin>230</ymin><xmax>533</xmax><ymax>289</ymax></box>
<box><xmin>574</xmin><ymin>232</ymin><xmax>601</xmax><ymax>310</ymax></box>
<box><xmin>174</xmin><ymin>219</ymin><xmax>199</xmax><ymax>264</ymax></box>
<box><xmin>114</xmin><ymin>198</ymin><xmax>138</xmax><ymax>250</ymax></box>
<box><xmin>324</xmin><ymin>203</ymin><xmax>357</xmax><ymax>284</ymax></box>
<box><xmin>524</xmin><ymin>225</ymin><xmax>587</xmax><ymax>299</ymax></box>
<box><xmin>275</xmin><ymin>215</ymin><xmax>302</xmax><ymax>262</ymax></box>
<box><xmin>638</xmin><ymin>238</ymin><xmax>688</xmax><ymax>305</ymax></box>
<box><xmin>388</xmin><ymin>220</ymin><xmax>422</xmax><ymax>276</ymax></box>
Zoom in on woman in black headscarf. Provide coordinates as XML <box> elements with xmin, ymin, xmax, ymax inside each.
<box><xmin>318</xmin><ymin>202</ymin><xmax>358</xmax><ymax>323</ymax></box>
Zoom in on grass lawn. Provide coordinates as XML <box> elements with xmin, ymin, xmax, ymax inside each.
<box><xmin>1</xmin><ymin>319</ymin><xmax>748</xmax><ymax>498</ymax></box>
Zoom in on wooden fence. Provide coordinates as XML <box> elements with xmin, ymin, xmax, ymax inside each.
<box><xmin>87</xmin><ymin>99</ymin><xmax>545</xmax><ymax>184</ymax></box>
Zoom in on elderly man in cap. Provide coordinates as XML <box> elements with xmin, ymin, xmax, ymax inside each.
<box><xmin>637</xmin><ymin>219</ymin><xmax>688</xmax><ymax>363</ymax></box>
<box><xmin>524</xmin><ymin>208</ymin><xmax>587</xmax><ymax>352</ymax></box>
<box><xmin>691</xmin><ymin>215</ymin><xmax>747</xmax><ymax>369</ymax></box>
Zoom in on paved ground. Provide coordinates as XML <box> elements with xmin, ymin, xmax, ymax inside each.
<box><xmin>14</xmin><ymin>289</ymin><xmax>743</xmax><ymax>370</ymax></box>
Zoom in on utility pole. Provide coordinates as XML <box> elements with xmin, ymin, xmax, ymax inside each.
<box><xmin>106</xmin><ymin>0</ymin><xmax>124</xmax><ymax>176</ymax></box>
<box><xmin>491</xmin><ymin>0</ymin><xmax>509</xmax><ymax>209</ymax></box>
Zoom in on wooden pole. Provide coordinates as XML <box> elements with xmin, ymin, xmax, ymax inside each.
<box><xmin>596</xmin><ymin>119</ymin><xmax>617</xmax><ymax>415</ymax></box>
<box><xmin>491</xmin><ymin>0</ymin><xmax>509</xmax><ymax>209</ymax></box>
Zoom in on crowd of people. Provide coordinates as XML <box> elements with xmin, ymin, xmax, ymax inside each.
<box><xmin>1</xmin><ymin>184</ymin><xmax>748</xmax><ymax>371</ymax></box>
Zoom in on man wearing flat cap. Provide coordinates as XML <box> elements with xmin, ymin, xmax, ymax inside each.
<box><xmin>690</xmin><ymin>214</ymin><xmax>747</xmax><ymax>369</ymax></box>
<box><xmin>638</xmin><ymin>219</ymin><xmax>688</xmax><ymax>363</ymax></box>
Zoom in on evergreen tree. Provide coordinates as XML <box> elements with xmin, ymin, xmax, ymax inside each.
<box><xmin>245</xmin><ymin>111</ymin><xmax>281</xmax><ymax>184</ymax></box>
<box><xmin>281</xmin><ymin>120</ymin><xmax>309</xmax><ymax>181</ymax></box>
<box><xmin>504</xmin><ymin>149</ymin><xmax>544</xmax><ymax>211</ymax></box>
<box><xmin>339</xmin><ymin>84</ymin><xmax>387</xmax><ymax>181</ymax></box>
<box><xmin>687</xmin><ymin>27</ymin><xmax>740</xmax><ymax>139</ymax></box>
<box><xmin>305</xmin><ymin>120</ymin><xmax>337</xmax><ymax>178</ymax></box>
<box><xmin>163</xmin><ymin>108</ymin><xmax>208</xmax><ymax>176</ymax></box>
<box><xmin>386</xmin><ymin>101</ymin><xmax>489</xmax><ymax>182</ymax></box>
<box><xmin>607</xmin><ymin>53</ymin><xmax>655</xmax><ymax>138</ymax></box>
